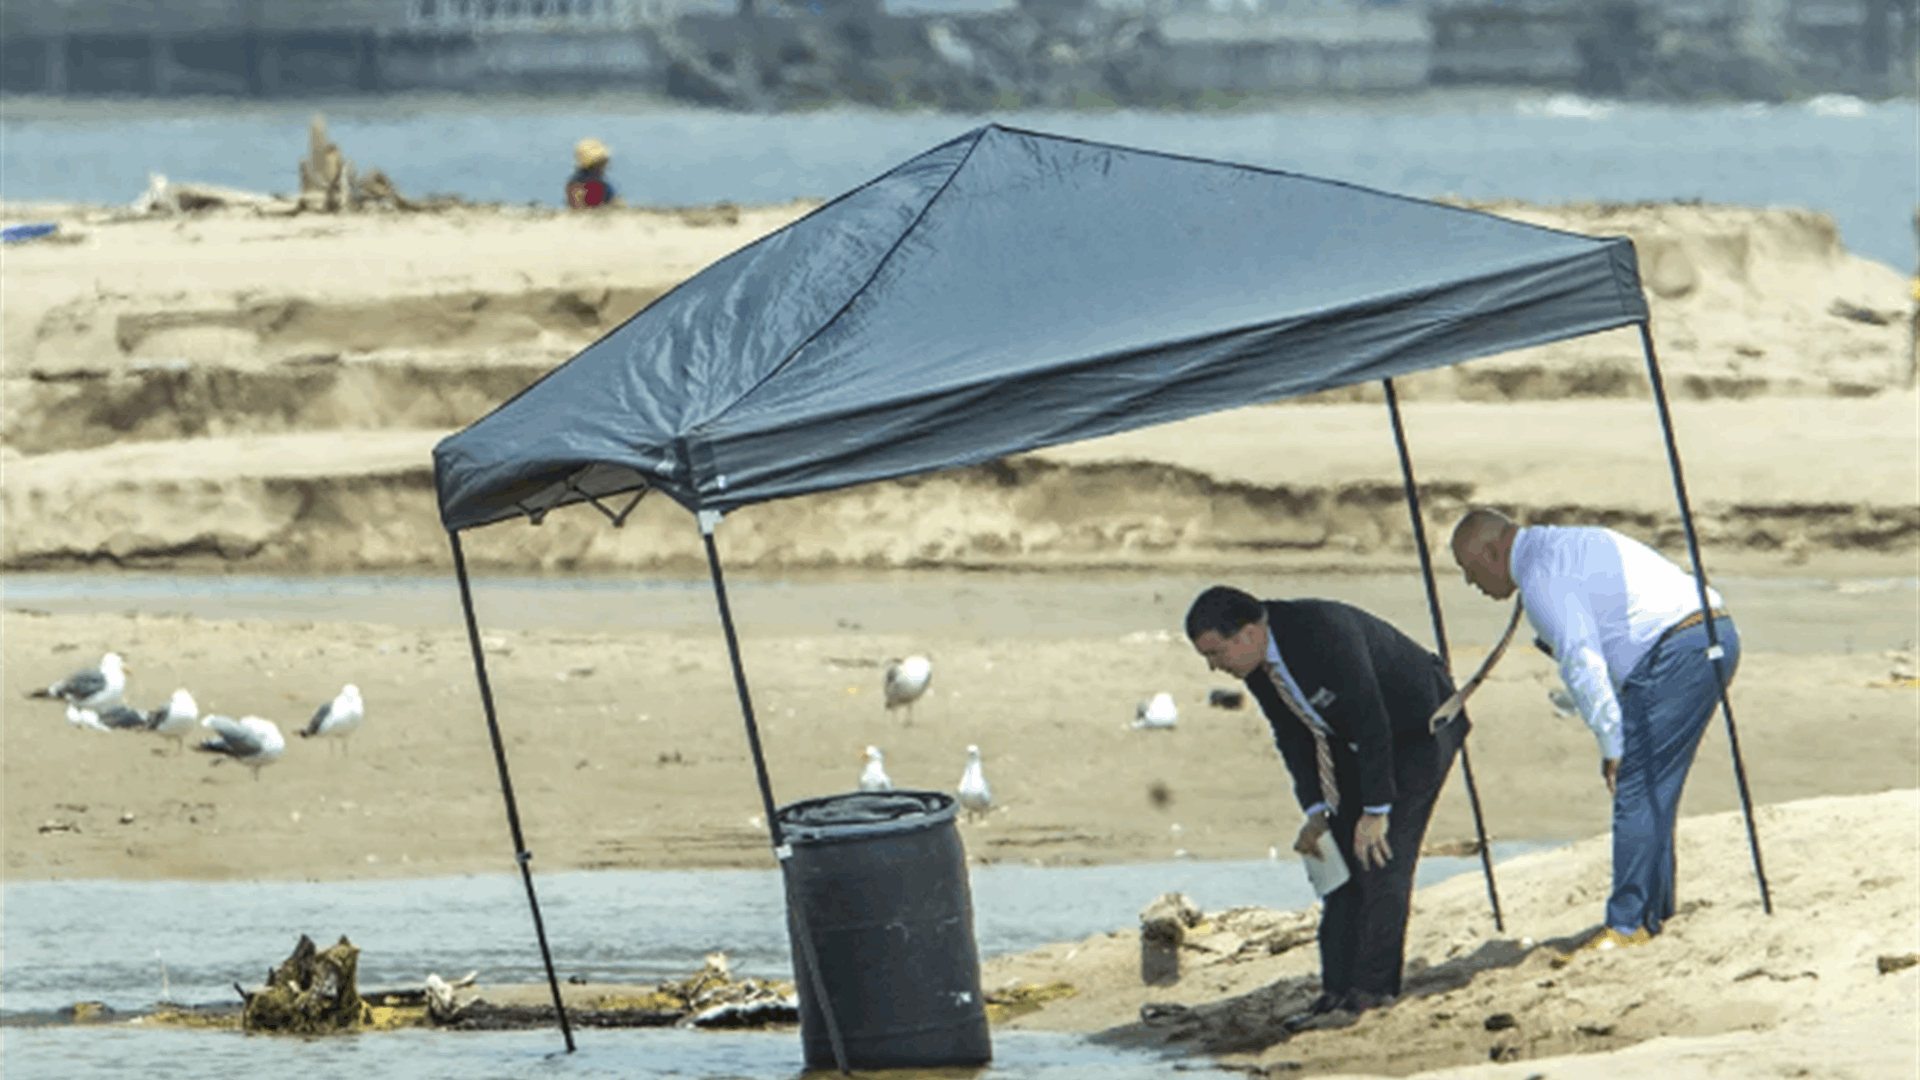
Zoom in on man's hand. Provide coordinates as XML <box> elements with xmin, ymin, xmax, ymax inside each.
<box><xmin>1353</xmin><ymin>812</ymin><xmax>1392</xmax><ymax>870</ymax></box>
<box><xmin>1293</xmin><ymin>812</ymin><xmax>1331</xmax><ymax>857</ymax></box>
<box><xmin>1602</xmin><ymin>758</ymin><xmax>1619</xmax><ymax>796</ymax></box>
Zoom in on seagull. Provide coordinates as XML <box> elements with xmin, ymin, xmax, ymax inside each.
<box><xmin>71</xmin><ymin>689</ymin><xmax>200</xmax><ymax>744</ymax></box>
<box><xmin>883</xmin><ymin>656</ymin><xmax>933</xmax><ymax>725</ymax></box>
<box><xmin>859</xmin><ymin>745</ymin><xmax>894</xmax><ymax>792</ymax></box>
<box><xmin>92</xmin><ymin>704</ymin><xmax>154</xmax><ymax>731</ymax></box>
<box><xmin>29</xmin><ymin>652</ymin><xmax>128</xmax><ymax>710</ymax></box>
<box><xmin>64</xmin><ymin>704</ymin><xmax>117</xmax><ymax>733</ymax></box>
<box><xmin>197</xmin><ymin>715</ymin><xmax>286</xmax><ymax>779</ymax></box>
<box><xmin>301</xmin><ymin>684</ymin><xmax>364</xmax><ymax>754</ymax></box>
<box><xmin>1134</xmin><ymin>692</ymin><xmax>1179</xmax><ymax>730</ymax></box>
<box><xmin>957</xmin><ymin>745</ymin><xmax>993</xmax><ymax>823</ymax></box>
<box><xmin>145</xmin><ymin>690</ymin><xmax>200</xmax><ymax>752</ymax></box>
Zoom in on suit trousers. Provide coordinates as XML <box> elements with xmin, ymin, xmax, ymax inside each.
<box><xmin>1606</xmin><ymin>615</ymin><xmax>1741</xmax><ymax>935</ymax></box>
<box><xmin>1318</xmin><ymin>714</ymin><xmax>1465</xmax><ymax>999</ymax></box>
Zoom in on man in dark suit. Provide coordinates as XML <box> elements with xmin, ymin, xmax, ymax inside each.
<box><xmin>1185</xmin><ymin>585</ymin><xmax>1467</xmax><ymax>1017</ymax></box>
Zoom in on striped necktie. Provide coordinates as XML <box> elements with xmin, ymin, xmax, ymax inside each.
<box><xmin>1265</xmin><ymin>660</ymin><xmax>1340</xmax><ymax>814</ymax></box>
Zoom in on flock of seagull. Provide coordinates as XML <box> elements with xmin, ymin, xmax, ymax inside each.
<box><xmin>27</xmin><ymin>651</ymin><xmax>365</xmax><ymax>779</ymax></box>
<box><xmin>867</xmin><ymin>654</ymin><xmax>993</xmax><ymax>820</ymax></box>
<box><xmin>857</xmin><ymin>742</ymin><xmax>995</xmax><ymax>823</ymax></box>
<box><xmin>868</xmin><ymin>655</ymin><xmax>1183</xmax><ymax>823</ymax></box>
<box><xmin>31</xmin><ymin>648</ymin><xmax>1183</xmax><ymax>810</ymax></box>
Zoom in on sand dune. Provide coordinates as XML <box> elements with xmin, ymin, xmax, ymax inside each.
<box><xmin>3</xmin><ymin>393</ymin><xmax>1915</xmax><ymax>572</ymax></box>
<box><xmin>2</xmin><ymin>197</ymin><xmax>1913</xmax><ymax>575</ymax></box>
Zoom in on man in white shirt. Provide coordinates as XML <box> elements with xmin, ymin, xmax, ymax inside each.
<box><xmin>1450</xmin><ymin>507</ymin><xmax>1740</xmax><ymax>950</ymax></box>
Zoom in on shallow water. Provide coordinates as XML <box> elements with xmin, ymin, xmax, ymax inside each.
<box><xmin>0</xmin><ymin>852</ymin><xmax>1539</xmax><ymax>1016</ymax></box>
<box><xmin>2</xmin><ymin>93</ymin><xmax>1914</xmax><ymax>272</ymax></box>
<box><xmin>0</xmin><ymin>1026</ymin><xmax>1214</xmax><ymax>1080</ymax></box>
<box><xmin>4</xmin><ymin>567</ymin><xmax>1915</xmax><ymax>656</ymax></box>
<box><xmin>0</xmin><ymin>851</ymin><xmax>1540</xmax><ymax>1078</ymax></box>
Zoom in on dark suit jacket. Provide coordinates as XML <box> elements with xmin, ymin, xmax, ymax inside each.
<box><xmin>1243</xmin><ymin>599</ymin><xmax>1462</xmax><ymax>813</ymax></box>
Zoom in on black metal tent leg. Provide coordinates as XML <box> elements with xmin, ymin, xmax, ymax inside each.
<box><xmin>1637</xmin><ymin>323</ymin><xmax>1772</xmax><ymax>915</ymax></box>
<box><xmin>698</xmin><ymin>514</ymin><xmax>852</xmax><ymax>1075</ymax></box>
<box><xmin>1382</xmin><ymin>378</ymin><xmax>1505</xmax><ymax>932</ymax></box>
<box><xmin>449</xmin><ymin>531</ymin><xmax>575</xmax><ymax>1052</ymax></box>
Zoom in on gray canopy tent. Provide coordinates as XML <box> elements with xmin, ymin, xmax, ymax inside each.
<box><xmin>431</xmin><ymin>124</ymin><xmax>1765</xmax><ymax>1064</ymax></box>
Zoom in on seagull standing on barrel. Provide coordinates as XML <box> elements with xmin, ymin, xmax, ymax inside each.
<box><xmin>197</xmin><ymin>715</ymin><xmax>286</xmax><ymax>780</ymax></box>
<box><xmin>859</xmin><ymin>745</ymin><xmax>894</xmax><ymax>792</ymax></box>
<box><xmin>301</xmin><ymin>684</ymin><xmax>364</xmax><ymax>754</ymax></box>
<box><xmin>29</xmin><ymin>652</ymin><xmax>128</xmax><ymax>711</ymax></box>
<box><xmin>884</xmin><ymin>655</ymin><xmax>933</xmax><ymax>725</ymax></box>
<box><xmin>957</xmin><ymin>745</ymin><xmax>993</xmax><ymax>823</ymax></box>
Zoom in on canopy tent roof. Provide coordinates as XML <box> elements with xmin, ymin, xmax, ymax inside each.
<box><xmin>433</xmin><ymin>123</ymin><xmax>1648</xmax><ymax>531</ymax></box>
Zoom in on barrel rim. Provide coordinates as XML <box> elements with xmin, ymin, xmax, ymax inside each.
<box><xmin>776</xmin><ymin>789</ymin><xmax>958</xmax><ymax>844</ymax></box>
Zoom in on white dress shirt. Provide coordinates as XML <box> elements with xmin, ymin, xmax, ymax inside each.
<box><xmin>1511</xmin><ymin>525</ymin><xmax>1724</xmax><ymax>760</ymax></box>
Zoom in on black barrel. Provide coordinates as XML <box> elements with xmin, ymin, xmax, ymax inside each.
<box><xmin>776</xmin><ymin>790</ymin><xmax>992</xmax><ymax>1069</ymax></box>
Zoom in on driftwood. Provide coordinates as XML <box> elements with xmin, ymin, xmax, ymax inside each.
<box><xmin>298</xmin><ymin>114</ymin><xmax>354</xmax><ymax>212</ymax></box>
<box><xmin>124</xmin><ymin>118</ymin><xmax>424</xmax><ymax>218</ymax></box>
<box><xmin>240</xmin><ymin>934</ymin><xmax>371</xmax><ymax>1034</ymax></box>
<box><xmin>297</xmin><ymin>115</ymin><xmax>422</xmax><ymax>212</ymax></box>
<box><xmin>426</xmin><ymin>951</ymin><xmax>798</xmax><ymax>1032</ymax></box>
<box><xmin>1140</xmin><ymin>891</ymin><xmax>1203</xmax><ymax>985</ymax></box>
<box><xmin>130</xmin><ymin>173</ymin><xmax>297</xmax><ymax>215</ymax></box>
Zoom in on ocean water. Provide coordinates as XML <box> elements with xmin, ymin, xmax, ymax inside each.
<box><xmin>1</xmin><ymin>91</ymin><xmax>1914</xmax><ymax>272</ymax></box>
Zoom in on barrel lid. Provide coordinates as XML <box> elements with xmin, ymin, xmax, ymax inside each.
<box><xmin>776</xmin><ymin>790</ymin><xmax>957</xmax><ymax>844</ymax></box>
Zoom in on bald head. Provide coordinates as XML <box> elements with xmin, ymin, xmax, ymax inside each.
<box><xmin>1450</xmin><ymin>508</ymin><xmax>1519</xmax><ymax>600</ymax></box>
<box><xmin>1451</xmin><ymin>508</ymin><xmax>1512</xmax><ymax>555</ymax></box>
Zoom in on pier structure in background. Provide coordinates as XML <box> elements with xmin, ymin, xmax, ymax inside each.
<box><xmin>0</xmin><ymin>0</ymin><xmax>1911</xmax><ymax>102</ymax></box>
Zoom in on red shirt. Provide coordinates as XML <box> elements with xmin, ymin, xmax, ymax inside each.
<box><xmin>566</xmin><ymin>172</ymin><xmax>616</xmax><ymax>209</ymax></box>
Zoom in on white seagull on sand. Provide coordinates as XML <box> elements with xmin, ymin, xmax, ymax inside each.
<box><xmin>30</xmin><ymin>652</ymin><xmax>128</xmax><ymax>710</ymax></box>
<box><xmin>1134</xmin><ymin>692</ymin><xmax>1179</xmax><ymax>730</ymax></box>
<box><xmin>301</xmin><ymin>684</ymin><xmax>364</xmax><ymax>754</ymax></box>
<box><xmin>859</xmin><ymin>745</ymin><xmax>894</xmax><ymax>792</ymax></box>
<box><xmin>88</xmin><ymin>704</ymin><xmax>153</xmax><ymax>731</ymax></box>
<box><xmin>197</xmin><ymin>715</ymin><xmax>286</xmax><ymax>779</ymax></box>
<box><xmin>65</xmin><ymin>704</ymin><xmax>118</xmax><ymax>733</ymax></box>
<box><xmin>145</xmin><ymin>689</ymin><xmax>200</xmax><ymax>752</ymax></box>
<box><xmin>73</xmin><ymin>689</ymin><xmax>200</xmax><ymax>741</ymax></box>
<box><xmin>884</xmin><ymin>655</ymin><xmax>933</xmax><ymax>725</ymax></box>
<box><xmin>957</xmin><ymin>745</ymin><xmax>993</xmax><ymax>822</ymax></box>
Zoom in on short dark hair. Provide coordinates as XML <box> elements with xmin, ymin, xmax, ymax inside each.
<box><xmin>1185</xmin><ymin>585</ymin><xmax>1264</xmax><ymax>640</ymax></box>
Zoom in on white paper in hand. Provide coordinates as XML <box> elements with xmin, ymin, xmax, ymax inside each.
<box><xmin>1301</xmin><ymin>829</ymin><xmax>1351</xmax><ymax>897</ymax></box>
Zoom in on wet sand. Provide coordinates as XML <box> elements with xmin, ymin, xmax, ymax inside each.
<box><xmin>4</xmin><ymin>588</ymin><xmax>1913</xmax><ymax>883</ymax></box>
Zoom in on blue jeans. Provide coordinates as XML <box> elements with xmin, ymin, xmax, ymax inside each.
<box><xmin>1607</xmin><ymin>615</ymin><xmax>1741</xmax><ymax>935</ymax></box>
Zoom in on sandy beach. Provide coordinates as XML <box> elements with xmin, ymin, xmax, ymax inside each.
<box><xmin>2</xmin><ymin>193</ymin><xmax>1915</xmax><ymax>1076</ymax></box>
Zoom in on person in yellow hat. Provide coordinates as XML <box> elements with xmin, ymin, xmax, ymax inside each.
<box><xmin>565</xmin><ymin>138</ymin><xmax>620</xmax><ymax>210</ymax></box>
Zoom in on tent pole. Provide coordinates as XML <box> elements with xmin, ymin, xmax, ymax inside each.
<box><xmin>1382</xmin><ymin>378</ymin><xmax>1505</xmax><ymax>932</ymax></box>
<box><xmin>449</xmin><ymin>531</ymin><xmax>575</xmax><ymax>1052</ymax></box>
<box><xmin>1636</xmin><ymin>322</ymin><xmax>1772</xmax><ymax>914</ymax></box>
<box><xmin>698</xmin><ymin>511</ymin><xmax>852</xmax><ymax>1075</ymax></box>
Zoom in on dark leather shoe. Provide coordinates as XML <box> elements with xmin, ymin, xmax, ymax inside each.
<box><xmin>1282</xmin><ymin>991</ymin><xmax>1352</xmax><ymax>1032</ymax></box>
